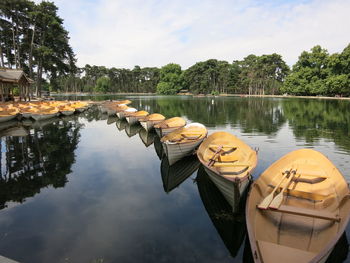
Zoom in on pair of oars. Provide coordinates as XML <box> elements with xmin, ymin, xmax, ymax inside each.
<box><xmin>258</xmin><ymin>169</ymin><xmax>297</xmax><ymax>210</ymax></box>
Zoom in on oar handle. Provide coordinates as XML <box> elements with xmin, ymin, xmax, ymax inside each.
<box><xmin>207</xmin><ymin>145</ymin><xmax>223</xmax><ymax>166</ymax></box>
<box><xmin>271</xmin><ymin>169</ymin><xmax>292</xmax><ymax>195</ymax></box>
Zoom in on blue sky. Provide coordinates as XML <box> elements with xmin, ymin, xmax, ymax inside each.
<box><xmin>38</xmin><ymin>0</ymin><xmax>350</xmax><ymax>69</ymax></box>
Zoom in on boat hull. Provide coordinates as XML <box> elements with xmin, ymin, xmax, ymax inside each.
<box><xmin>31</xmin><ymin>113</ymin><xmax>58</xmax><ymax>121</ymax></box>
<box><xmin>60</xmin><ymin>110</ymin><xmax>75</xmax><ymax>116</ymax></box>
<box><xmin>163</xmin><ymin>138</ymin><xmax>205</xmax><ymax>165</ymax></box>
<box><xmin>155</xmin><ymin>126</ymin><xmax>183</xmax><ymax>138</ymax></box>
<box><xmin>126</xmin><ymin>116</ymin><xmax>139</xmax><ymax>125</ymax></box>
<box><xmin>205</xmin><ymin>166</ymin><xmax>251</xmax><ymax>213</ymax></box>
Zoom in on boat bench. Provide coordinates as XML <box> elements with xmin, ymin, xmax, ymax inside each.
<box><xmin>258</xmin><ymin>204</ymin><xmax>340</xmax><ymax>222</ymax></box>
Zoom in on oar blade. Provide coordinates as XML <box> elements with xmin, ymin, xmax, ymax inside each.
<box><xmin>269</xmin><ymin>192</ymin><xmax>284</xmax><ymax>209</ymax></box>
<box><xmin>258</xmin><ymin>194</ymin><xmax>274</xmax><ymax>210</ymax></box>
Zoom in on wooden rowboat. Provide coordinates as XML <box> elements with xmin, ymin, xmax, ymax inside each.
<box><xmin>106</xmin><ymin>104</ymin><xmax>128</xmax><ymax>116</ymax></box>
<box><xmin>154</xmin><ymin>117</ymin><xmax>186</xmax><ymax>137</ymax></box>
<box><xmin>161</xmin><ymin>123</ymin><xmax>208</xmax><ymax>165</ymax></box>
<box><xmin>125</xmin><ymin>110</ymin><xmax>149</xmax><ymax>125</ymax></box>
<box><xmin>58</xmin><ymin>105</ymin><xmax>76</xmax><ymax>116</ymax></box>
<box><xmin>31</xmin><ymin>108</ymin><xmax>60</xmax><ymax>121</ymax></box>
<box><xmin>197</xmin><ymin>131</ymin><xmax>257</xmax><ymax>212</ymax></box>
<box><xmin>246</xmin><ymin>149</ymin><xmax>350</xmax><ymax>263</ymax></box>
<box><xmin>139</xmin><ymin>113</ymin><xmax>166</xmax><ymax>131</ymax></box>
<box><xmin>117</xmin><ymin>107</ymin><xmax>137</xmax><ymax>119</ymax></box>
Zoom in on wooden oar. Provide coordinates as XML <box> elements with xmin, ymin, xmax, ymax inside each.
<box><xmin>258</xmin><ymin>169</ymin><xmax>291</xmax><ymax>210</ymax></box>
<box><xmin>207</xmin><ymin>145</ymin><xmax>223</xmax><ymax>167</ymax></box>
<box><xmin>269</xmin><ymin>169</ymin><xmax>297</xmax><ymax>209</ymax></box>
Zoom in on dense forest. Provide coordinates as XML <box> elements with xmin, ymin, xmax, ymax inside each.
<box><xmin>1</xmin><ymin>1</ymin><xmax>349</xmax><ymax>97</ymax></box>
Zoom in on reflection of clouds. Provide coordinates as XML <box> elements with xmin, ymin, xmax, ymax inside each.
<box><xmin>33</xmin><ymin>119</ymin><xmax>232</xmax><ymax>262</ymax></box>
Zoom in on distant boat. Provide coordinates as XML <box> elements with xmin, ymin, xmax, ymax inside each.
<box><xmin>139</xmin><ymin>128</ymin><xmax>156</xmax><ymax>147</ymax></box>
<box><xmin>246</xmin><ymin>149</ymin><xmax>350</xmax><ymax>263</ymax></box>
<box><xmin>139</xmin><ymin>113</ymin><xmax>165</xmax><ymax>131</ymax></box>
<box><xmin>196</xmin><ymin>166</ymin><xmax>247</xmax><ymax>258</ymax></box>
<box><xmin>161</xmin><ymin>155</ymin><xmax>200</xmax><ymax>193</ymax></box>
<box><xmin>161</xmin><ymin>123</ymin><xmax>207</xmax><ymax>165</ymax></box>
<box><xmin>117</xmin><ymin>107</ymin><xmax>137</xmax><ymax>119</ymax></box>
<box><xmin>197</xmin><ymin>131</ymin><xmax>257</xmax><ymax>212</ymax></box>
<box><xmin>154</xmin><ymin>117</ymin><xmax>186</xmax><ymax>137</ymax></box>
<box><xmin>58</xmin><ymin>105</ymin><xmax>75</xmax><ymax>116</ymax></box>
<box><xmin>125</xmin><ymin>110</ymin><xmax>149</xmax><ymax>125</ymax></box>
<box><xmin>31</xmin><ymin>108</ymin><xmax>60</xmax><ymax>121</ymax></box>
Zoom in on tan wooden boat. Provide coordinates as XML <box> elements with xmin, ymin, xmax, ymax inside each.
<box><xmin>58</xmin><ymin>105</ymin><xmax>76</xmax><ymax>116</ymax></box>
<box><xmin>31</xmin><ymin>108</ymin><xmax>60</xmax><ymax>121</ymax></box>
<box><xmin>106</xmin><ymin>104</ymin><xmax>128</xmax><ymax>116</ymax></box>
<box><xmin>139</xmin><ymin>113</ymin><xmax>166</xmax><ymax>131</ymax></box>
<box><xmin>69</xmin><ymin>101</ymin><xmax>89</xmax><ymax>112</ymax></box>
<box><xmin>246</xmin><ymin>149</ymin><xmax>350</xmax><ymax>263</ymax></box>
<box><xmin>161</xmin><ymin>154</ymin><xmax>200</xmax><ymax>193</ymax></box>
<box><xmin>161</xmin><ymin>123</ymin><xmax>208</xmax><ymax>165</ymax></box>
<box><xmin>197</xmin><ymin>131</ymin><xmax>257</xmax><ymax>212</ymax></box>
<box><xmin>125</xmin><ymin>110</ymin><xmax>149</xmax><ymax>125</ymax></box>
<box><xmin>20</xmin><ymin>106</ymin><xmax>40</xmax><ymax>119</ymax></box>
<box><xmin>117</xmin><ymin>107</ymin><xmax>137</xmax><ymax>119</ymax></box>
<box><xmin>154</xmin><ymin>117</ymin><xmax>186</xmax><ymax>137</ymax></box>
<box><xmin>115</xmin><ymin>99</ymin><xmax>131</xmax><ymax>105</ymax></box>
<box><xmin>196</xmin><ymin>166</ymin><xmax>247</xmax><ymax>258</ymax></box>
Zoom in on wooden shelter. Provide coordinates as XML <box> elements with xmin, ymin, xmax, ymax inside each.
<box><xmin>0</xmin><ymin>68</ymin><xmax>33</xmax><ymax>101</ymax></box>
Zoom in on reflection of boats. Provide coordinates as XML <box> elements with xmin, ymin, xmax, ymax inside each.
<box><xmin>161</xmin><ymin>123</ymin><xmax>207</xmax><ymax>165</ymax></box>
<box><xmin>0</xmin><ymin>125</ymin><xmax>29</xmax><ymax>137</ymax></box>
<box><xmin>154</xmin><ymin>117</ymin><xmax>186</xmax><ymax>137</ymax></box>
<box><xmin>161</xmin><ymin>155</ymin><xmax>200</xmax><ymax>193</ymax></box>
<box><xmin>139</xmin><ymin>128</ymin><xmax>156</xmax><ymax>147</ymax></box>
<box><xmin>125</xmin><ymin>110</ymin><xmax>149</xmax><ymax>125</ymax></box>
<box><xmin>246</xmin><ymin>149</ymin><xmax>350</xmax><ymax>263</ymax></box>
<box><xmin>107</xmin><ymin>116</ymin><xmax>118</xmax><ymax>125</ymax></box>
<box><xmin>153</xmin><ymin>135</ymin><xmax>164</xmax><ymax>160</ymax></box>
<box><xmin>125</xmin><ymin>123</ymin><xmax>142</xmax><ymax>137</ymax></box>
<box><xmin>30</xmin><ymin>117</ymin><xmax>61</xmax><ymax>129</ymax></box>
<box><xmin>139</xmin><ymin>113</ymin><xmax>166</xmax><ymax>131</ymax></box>
<box><xmin>116</xmin><ymin>118</ymin><xmax>128</xmax><ymax>131</ymax></box>
<box><xmin>196</xmin><ymin>166</ymin><xmax>246</xmax><ymax>258</ymax></box>
<box><xmin>197</xmin><ymin>132</ymin><xmax>257</xmax><ymax>212</ymax></box>
<box><xmin>0</xmin><ymin>119</ymin><xmax>19</xmax><ymax>130</ymax></box>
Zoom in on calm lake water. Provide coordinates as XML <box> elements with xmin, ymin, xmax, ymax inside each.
<box><xmin>0</xmin><ymin>95</ymin><xmax>350</xmax><ymax>263</ymax></box>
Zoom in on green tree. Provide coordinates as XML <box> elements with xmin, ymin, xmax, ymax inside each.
<box><xmin>94</xmin><ymin>76</ymin><xmax>111</xmax><ymax>93</ymax></box>
<box><xmin>156</xmin><ymin>63</ymin><xmax>182</xmax><ymax>95</ymax></box>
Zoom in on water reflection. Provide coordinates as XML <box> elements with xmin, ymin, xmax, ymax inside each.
<box><xmin>125</xmin><ymin>123</ymin><xmax>142</xmax><ymax>137</ymax></box>
<box><xmin>161</xmin><ymin>155</ymin><xmax>200</xmax><ymax>193</ymax></box>
<box><xmin>139</xmin><ymin>129</ymin><xmax>156</xmax><ymax>147</ymax></box>
<box><xmin>0</xmin><ymin>96</ymin><xmax>349</xmax><ymax>262</ymax></box>
<box><xmin>0</xmin><ymin>116</ymin><xmax>83</xmax><ymax>210</ymax></box>
<box><xmin>196</xmin><ymin>166</ymin><xmax>246</xmax><ymax>258</ymax></box>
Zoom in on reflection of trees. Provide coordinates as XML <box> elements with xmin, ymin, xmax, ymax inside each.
<box><xmin>282</xmin><ymin>99</ymin><xmax>350</xmax><ymax>150</ymax></box>
<box><xmin>135</xmin><ymin>97</ymin><xmax>286</xmax><ymax>134</ymax></box>
<box><xmin>0</xmin><ymin>118</ymin><xmax>83</xmax><ymax>210</ymax></box>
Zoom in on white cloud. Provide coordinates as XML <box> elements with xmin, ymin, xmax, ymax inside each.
<box><xmin>49</xmin><ymin>0</ymin><xmax>350</xmax><ymax>68</ymax></box>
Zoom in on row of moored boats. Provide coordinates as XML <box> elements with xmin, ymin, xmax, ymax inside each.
<box><xmin>103</xmin><ymin>99</ymin><xmax>350</xmax><ymax>263</ymax></box>
<box><xmin>0</xmin><ymin>101</ymin><xmax>91</xmax><ymax>122</ymax></box>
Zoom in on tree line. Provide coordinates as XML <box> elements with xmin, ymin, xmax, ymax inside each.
<box><xmin>1</xmin><ymin>1</ymin><xmax>349</xmax><ymax>97</ymax></box>
<box><xmin>57</xmin><ymin>44</ymin><xmax>350</xmax><ymax>97</ymax></box>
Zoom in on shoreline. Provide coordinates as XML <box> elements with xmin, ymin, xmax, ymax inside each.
<box><xmin>52</xmin><ymin>92</ymin><xmax>350</xmax><ymax>101</ymax></box>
